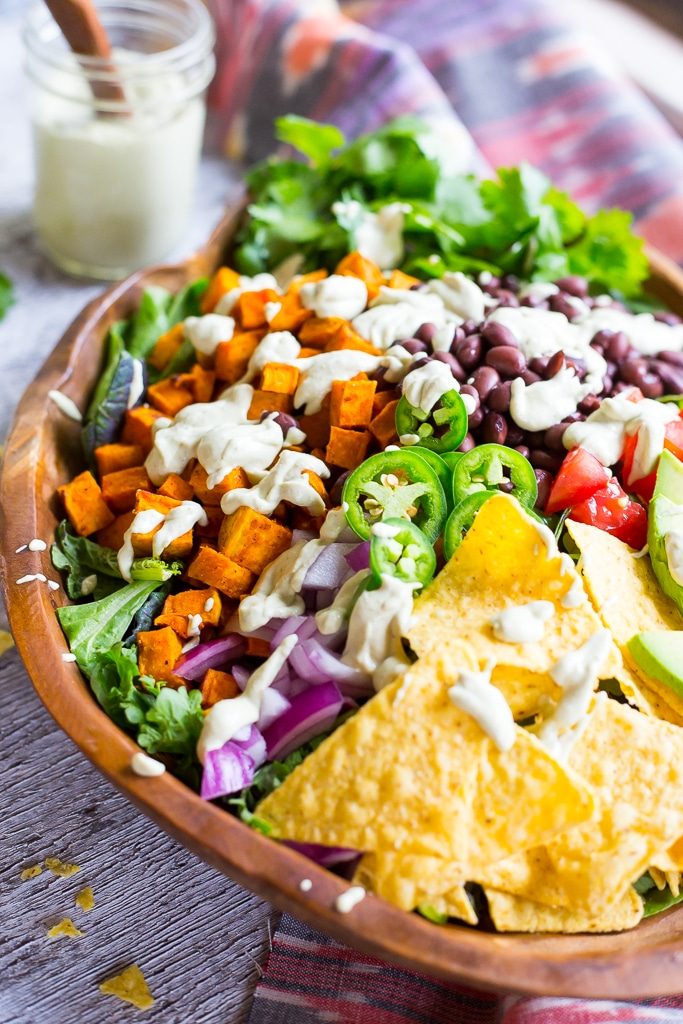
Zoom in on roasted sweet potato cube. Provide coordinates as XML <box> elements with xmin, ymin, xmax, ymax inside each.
<box><xmin>335</xmin><ymin>250</ymin><xmax>384</xmax><ymax>300</ymax></box>
<box><xmin>186</xmin><ymin>545</ymin><xmax>255</xmax><ymax>598</ymax></box>
<box><xmin>304</xmin><ymin>470</ymin><xmax>328</xmax><ymax>504</ymax></box>
<box><xmin>330</xmin><ymin>379</ymin><xmax>377</xmax><ymax>429</ymax></box>
<box><xmin>325</xmin><ymin>427</ymin><xmax>371</xmax><ymax>470</ymax></box>
<box><xmin>101</xmin><ymin>466</ymin><xmax>152</xmax><ymax>514</ymax></box>
<box><xmin>259</xmin><ymin>362</ymin><xmax>300</xmax><ymax>395</ymax></box>
<box><xmin>96</xmin><ymin>511</ymin><xmax>134</xmax><ymax>550</ymax></box>
<box><xmin>325</xmin><ymin>332</ymin><xmax>381</xmax><ymax>355</ymax></box>
<box><xmin>200</xmin><ymin>668</ymin><xmax>240</xmax><ymax>707</ymax></box>
<box><xmin>372</xmin><ymin>388</ymin><xmax>400</xmax><ymax>417</ymax></box>
<box><xmin>288</xmin><ymin>269</ymin><xmax>327</xmax><ymax>294</ymax></box>
<box><xmin>234</xmin><ymin>289</ymin><xmax>279</xmax><ymax>329</ymax></box>
<box><xmin>189</xmin><ymin>464</ymin><xmax>249</xmax><ymax>506</ymax></box>
<box><xmin>158</xmin><ymin>473</ymin><xmax>194</xmax><ymax>502</ymax></box>
<box><xmin>148</xmin><ymin>323</ymin><xmax>185</xmax><ymax>372</ymax></box>
<box><xmin>94</xmin><ymin>443</ymin><xmax>144</xmax><ymax>478</ymax></box>
<box><xmin>298</xmin><ymin>397</ymin><xmax>331</xmax><ymax>449</ymax></box>
<box><xmin>299</xmin><ymin>316</ymin><xmax>346</xmax><ymax>350</ymax></box>
<box><xmin>200</xmin><ymin>266</ymin><xmax>241</xmax><ymax>314</ymax></box>
<box><xmin>369</xmin><ymin>399</ymin><xmax>400</xmax><ymax>447</ymax></box>
<box><xmin>121</xmin><ymin>407</ymin><xmax>166</xmax><ymax>451</ymax></box>
<box><xmin>269</xmin><ymin>292</ymin><xmax>313</xmax><ymax>332</ymax></box>
<box><xmin>147</xmin><ymin>377</ymin><xmax>195</xmax><ymax>417</ymax></box>
<box><xmin>387</xmin><ymin>269</ymin><xmax>420</xmax><ymax>289</ymax></box>
<box><xmin>155</xmin><ymin>587</ymin><xmax>222</xmax><ymax>637</ymax></box>
<box><xmin>218</xmin><ymin>507</ymin><xmax>292</xmax><ymax>575</ymax></box>
<box><xmin>137</xmin><ymin>627</ymin><xmax>183</xmax><ymax>686</ymax></box>
<box><xmin>214</xmin><ymin>331</ymin><xmax>263</xmax><ymax>384</ymax></box>
<box><xmin>297</xmin><ymin>347</ymin><xmax>320</xmax><ymax>358</ymax></box>
<box><xmin>246</xmin><ymin>637</ymin><xmax>271</xmax><ymax>658</ymax></box>
<box><xmin>185</xmin><ymin>363</ymin><xmax>215</xmax><ymax>403</ymax></box>
<box><xmin>58</xmin><ymin>471</ymin><xmax>115</xmax><ymax>537</ymax></box>
<box><xmin>196</xmin><ymin>505</ymin><xmax>224</xmax><ymax>539</ymax></box>
<box><xmin>131</xmin><ymin>490</ymin><xmax>194</xmax><ymax>559</ymax></box>
<box><xmin>247</xmin><ymin>390</ymin><xmax>293</xmax><ymax>420</ymax></box>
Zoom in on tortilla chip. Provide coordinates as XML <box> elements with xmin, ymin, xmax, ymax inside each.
<box><xmin>485</xmin><ymin>886</ymin><xmax>643</xmax><ymax>933</ymax></box>
<box><xmin>354</xmin><ymin>855</ymin><xmax>478</xmax><ymax>923</ymax></box>
<box><xmin>20</xmin><ymin>865</ymin><xmax>43</xmax><ymax>881</ymax></box>
<box><xmin>99</xmin><ymin>965</ymin><xmax>155</xmax><ymax>1011</ymax></box>
<box><xmin>75</xmin><ymin>886</ymin><xmax>95</xmax><ymax>912</ymax></box>
<box><xmin>44</xmin><ymin>856</ymin><xmax>80</xmax><ymax>878</ymax></box>
<box><xmin>258</xmin><ymin>646</ymin><xmax>594</xmax><ymax>867</ymax></box>
<box><xmin>0</xmin><ymin>631</ymin><xmax>13</xmax><ymax>657</ymax></box>
<box><xmin>429</xmin><ymin>886</ymin><xmax>478</xmax><ymax>926</ymax></box>
<box><xmin>46</xmin><ymin>918</ymin><xmax>84</xmax><ymax>939</ymax></box>
<box><xmin>650</xmin><ymin>867</ymin><xmax>667</xmax><ymax>891</ymax></box>
<box><xmin>409</xmin><ymin>495</ymin><xmax>621</xmax><ymax>718</ymax></box>
<box><xmin>567</xmin><ymin>520</ymin><xmax>683</xmax><ymax>719</ymax></box>
<box><xmin>475</xmin><ymin>696</ymin><xmax>683</xmax><ymax>910</ymax></box>
<box><xmin>614</xmin><ymin>660</ymin><xmax>683</xmax><ymax>725</ymax></box>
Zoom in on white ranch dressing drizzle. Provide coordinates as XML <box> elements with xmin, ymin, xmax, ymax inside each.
<box><xmin>341</xmin><ymin>573</ymin><xmax>416</xmax><ymax>691</ymax></box>
<box><xmin>537</xmin><ymin>630</ymin><xmax>612</xmax><ymax>757</ymax></box>
<box><xmin>117</xmin><ymin>501</ymin><xmax>207</xmax><ymax>581</ymax></box>
<box><xmin>17</xmin><ymin>573</ymin><xmax>48</xmax><ymax>584</ymax></box>
<box><xmin>214</xmin><ymin>272</ymin><xmax>280</xmax><ymax>315</ymax></box>
<box><xmin>332</xmin><ymin>200</ymin><xmax>409</xmax><ymax>269</ymax></box>
<box><xmin>576</xmin><ymin>307</ymin><xmax>683</xmax><ymax>357</ymax></box>
<box><xmin>563</xmin><ymin>393</ymin><xmax>678</xmax><ymax>480</ymax></box>
<box><xmin>131</xmin><ymin>752</ymin><xmax>166</xmax><ymax>777</ymax></box>
<box><xmin>187</xmin><ymin>613</ymin><xmax>202</xmax><ymax>637</ymax></box>
<box><xmin>264</xmin><ymin>301</ymin><xmax>282</xmax><ymax>324</ymax></box>
<box><xmin>335</xmin><ymin>885</ymin><xmax>366</xmax><ymax>914</ymax></box>
<box><xmin>519</xmin><ymin>282</ymin><xmax>559</xmax><ymax>302</ymax></box>
<box><xmin>447</xmin><ymin>662</ymin><xmax>516</xmax><ymax>752</ymax></box>
<box><xmin>431</xmin><ymin>324</ymin><xmax>457</xmax><ymax>353</ymax></box>
<box><xmin>490</xmin><ymin>600</ymin><xmax>555</xmax><ymax>644</ymax></box>
<box><xmin>28</xmin><ymin>539</ymin><xmax>47</xmax><ymax>552</ymax></box>
<box><xmin>127</xmin><ymin>358</ymin><xmax>145</xmax><ymax>409</ymax></box>
<box><xmin>48</xmin><ymin>389</ymin><xmax>82</xmax><ymax>422</ymax></box>
<box><xmin>62</xmin><ymin>652</ymin><xmax>77</xmax><ymax>662</ymax></box>
<box><xmin>197</xmin><ymin>635</ymin><xmax>297</xmax><ymax>763</ymax></box>
<box><xmin>315</xmin><ymin>569</ymin><xmax>371</xmax><ymax>636</ymax></box>
<box><xmin>510</xmin><ymin>368</ymin><xmax>590</xmax><ymax>431</ymax></box>
<box><xmin>204</xmin><ymin>597</ymin><xmax>215</xmax><ymax>612</ymax></box>
<box><xmin>299</xmin><ymin>274</ymin><xmax>368</xmax><ymax>320</ymax></box>
<box><xmin>239</xmin><ymin>508</ymin><xmax>350</xmax><ymax>632</ymax></box>
<box><xmin>221</xmin><ymin>450</ymin><xmax>329</xmax><ymax>517</ymax></box>
<box><xmin>401</xmin><ymin>360</ymin><xmax>459</xmax><ymax>414</ymax></box>
<box><xmin>299</xmin><ymin>878</ymin><xmax>313</xmax><ymax>893</ymax></box>
<box><xmin>423</xmin><ymin>272</ymin><xmax>486</xmax><ymax>322</ymax></box>
<box><xmin>184</xmin><ymin>314</ymin><xmax>235</xmax><ymax>356</ymax></box>
<box><xmin>559</xmin><ymin>554</ymin><xmax>587</xmax><ymax>608</ymax></box>
<box><xmin>665</xmin><ymin>531</ymin><xmax>683</xmax><ymax>585</ymax></box>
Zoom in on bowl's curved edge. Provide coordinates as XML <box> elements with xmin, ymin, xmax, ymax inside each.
<box><xmin>5</xmin><ymin>229</ymin><xmax>683</xmax><ymax>998</ymax></box>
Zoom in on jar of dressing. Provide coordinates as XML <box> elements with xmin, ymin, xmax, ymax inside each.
<box><xmin>23</xmin><ymin>0</ymin><xmax>215</xmax><ymax>280</ymax></box>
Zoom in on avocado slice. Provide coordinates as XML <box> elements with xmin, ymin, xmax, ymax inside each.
<box><xmin>628</xmin><ymin>631</ymin><xmax>683</xmax><ymax>700</ymax></box>
<box><xmin>648</xmin><ymin>452</ymin><xmax>683</xmax><ymax>617</ymax></box>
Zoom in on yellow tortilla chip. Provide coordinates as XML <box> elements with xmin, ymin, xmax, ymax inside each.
<box><xmin>75</xmin><ymin>886</ymin><xmax>95</xmax><ymax>912</ymax></box>
<box><xmin>46</xmin><ymin>918</ymin><xmax>84</xmax><ymax>939</ymax></box>
<box><xmin>258</xmin><ymin>646</ymin><xmax>594</xmax><ymax>866</ymax></box>
<box><xmin>354</xmin><ymin>856</ymin><xmax>478</xmax><ymax>923</ymax></box>
<box><xmin>99</xmin><ymin>965</ymin><xmax>155</xmax><ymax>1011</ymax></box>
<box><xmin>0</xmin><ymin>631</ymin><xmax>13</xmax><ymax>657</ymax></box>
<box><xmin>567</xmin><ymin>519</ymin><xmax>683</xmax><ymax>719</ymax></box>
<box><xmin>20</xmin><ymin>865</ymin><xmax>43</xmax><ymax>881</ymax></box>
<box><xmin>613</xmin><ymin>659</ymin><xmax>683</xmax><ymax>725</ymax></box>
<box><xmin>428</xmin><ymin>886</ymin><xmax>478</xmax><ymax>926</ymax></box>
<box><xmin>475</xmin><ymin>696</ymin><xmax>683</xmax><ymax>910</ymax></box>
<box><xmin>44</xmin><ymin>856</ymin><xmax>80</xmax><ymax>878</ymax></box>
<box><xmin>485</xmin><ymin>886</ymin><xmax>643</xmax><ymax>934</ymax></box>
<box><xmin>409</xmin><ymin>495</ymin><xmax>621</xmax><ymax>718</ymax></box>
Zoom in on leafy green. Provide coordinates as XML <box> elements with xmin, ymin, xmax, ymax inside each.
<box><xmin>636</xmin><ymin>873</ymin><xmax>683</xmax><ymax>917</ymax></box>
<box><xmin>417</xmin><ymin>902</ymin><xmax>448</xmax><ymax>925</ymax></box>
<box><xmin>136</xmin><ymin>685</ymin><xmax>204</xmax><ymax>757</ymax></box>
<box><xmin>57</xmin><ymin>580</ymin><xmax>160</xmax><ymax>673</ymax></box>
<box><xmin>235</xmin><ymin>116</ymin><xmax>649</xmax><ymax>297</ymax></box>
<box><xmin>123</xmin><ymin>582</ymin><xmax>172</xmax><ymax>644</ymax></box>
<box><xmin>51</xmin><ymin>521</ymin><xmax>180</xmax><ymax>600</ymax></box>
<box><xmin>89</xmin><ymin>642</ymin><xmax>156</xmax><ymax>727</ymax></box>
<box><xmin>0</xmin><ymin>271</ymin><xmax>15</xmax><ymax>320</ymax></box>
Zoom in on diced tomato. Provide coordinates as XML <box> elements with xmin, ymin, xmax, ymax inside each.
<box><xmin>664</xmin><ymin>415</ymin><xmax>683</xmax><ymax>461</ymax></box>
<box><xmin>620</xmin><ymin>413</ymin><xmax>683</xmax><ymax>502</ymax></box>
<box><xmin>545</xmin><ymin>448</ymin><xmax>611</xmax><ymax>514</ymax></box>
<box><xmin>569</xmin><ymin>478</ymin><xmax>647</xmax><ymax>549</ymax></box>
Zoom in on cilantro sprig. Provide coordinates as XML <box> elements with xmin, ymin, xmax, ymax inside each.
<box><xmin>235</xmin><ymin>116</ymin><xmax>648</xmax><ymax>297</ymax></box>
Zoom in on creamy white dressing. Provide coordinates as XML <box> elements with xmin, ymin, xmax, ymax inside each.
<box><xmin>221</xmin><ymin>450</ymin><xmax>329</xmax><ymax>517</ymax></box>
<box><xmin>352</xmin><ymin>303</ymin><xmax>435</xmax><ymax>351</ymax></box>
<box><xmin>184</xmin><ymin>314</ymin><xmax>235</xmax><ymax>356</ymax></box>
<box><xmin>332</xmin><ymin>199</ymin><xmax>408</xmax><ymax>269</ymax></box>
<box><xmin>431</xmin><ymin>324</ymin><xmax>457</xmax><ymax>353</ymax></box>
<box><xmin>48</xmin><ymin>389</ymin><xmax>82</xmax><ymax>422</ymax></box>
<box><xmin>490</xmin><ymin>600</ymin><xmax>555</xmax><ymax>644</ymax></box>
<box><xmin>665</xmin><ymin>531</ymin><xmax>683</xmax><ymax>585</ymax></box>
<box><xmin>264</xmin><ymin>300</ymin><xmax>282</xmax><ymax>324</ymax></box>
<box><xmin>563</xmin><ymin>393</ymin><xmax>678</xmax><ymax>477</ymax></box>
<box><xmin>240</xmin><ymin>331</ymin><xmax>301</xmax><ymax>382</ymax></box>
<box><xmin>577</xmin><ymin>307</ymin><xmax>683</xmax><ymax>357</ymax></box>
<box><xmin>424</xmin><ymin>272</ymin><xmax>486</xmax><ymax>322</ymax></box>
<box><xmin>401</xmin><ymin>360</ymin><xmax>459</xmax><ymax>414</ymax></box>
<box><xmin>447</xmin><ymin>663</ymin><xmax>516</xmax><ymax>752</ymax></box>
<box><xmin>131</xmin><ymin>752</ymin><xmax>166</xmax><ymax>777</ymax></box>
<box><xmin>187</xmin><ymin>613</ymin><xmax>203</xmax><ymax>638</ymax></box>
<box><xmin>28</xmin><ymin>539</ymin><xmax>47</xmax><ymax>552</ymax></box>
<box><xmin>117</xmin><ymin>501</ymin><xmax>207</xmax><ymax>581</ymax></box>
<box><xmin>371</xmin><ymin>522</ymin><xmax>401</xmax><ymax>539</ymax></box>
<box><xmin>299</xmin><ymin>274</ymin><xmax>368</xmax><ymax>320</ymax></box>
<box><xmin>61</xmin><ymin>652</ymin><xmax>77</xmax><ymax>662</ymax></box>
<box><xmin>510</xmin><ymin>368</ymin><xmax>590</xmax><ymax>431</ymax></box>
<box><xmin>204</xmin><ymin>597</ymin><xmax>215</xmax><ymax>612</ymax></box>
<box><xmin>519</xmin><ymin>282</ymin><xmax>559</xmax><ymax>302</ymax></box>
<box><xmin>197</xmin><ymin>635</ymin><xmax>297</xmax><ymax>763</ymax></box>
<box><xmin>315</xmin><ymin>569</ymin><xmax>371</xmax><ymax>636</ymax></box>
<box><xmin>299</xmin><ymin>878</ymin><xmax>313</xmax><ymax>893</ymax></box>
<box><xmin>335</xmin><ymin>885</ymin><xmax>366</xmax><ymax>914</ymax></box>
<box><xmin>16</xmin><ymin>573</ymin><xmax>47</xmax><ymax>584</ymax></box>
<box><xmin>341</xmin><ymin>573</ymin><xmax>416</xmax><ymax>691</ymax></box>
<box><xmin>537</xmin><ymin>630</ymin><xmax>612</xmax><ymax>756</ymax></box>
<box><xmin>214</xmin><ymin>273</ymin><xmax>280</xmax><ymax>315</ymax></box>
<box><xmin>559</xmin><ymin>554</ymin><xmax>587</xmax><ymax>608</ymax></box>
<box><xmin>47</xmin><ymin>579</ymin><xmax>60</xmax><ymax>591</ymax></box>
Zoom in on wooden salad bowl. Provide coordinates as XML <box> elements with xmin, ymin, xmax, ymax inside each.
<box><xmin>4</xmin><ymin>203</ymin><xmax>683</xmax><ymax>999</ymax></box>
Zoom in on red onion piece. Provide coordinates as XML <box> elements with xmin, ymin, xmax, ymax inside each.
<box><xmin>345</xmin><ymin>541</ymin><xmax>370</xmax><ymax>572</ymax></box>
<box><xmin>231</xmin><ymin>664</ymin><xmax>250</xmax><ymax>689</ymax></box>
<box><xmin>201</xmin><ymin>742</ymin><xmax>255</xmax><ymax>800</ymax></box>
<box><xmin>258</xmin><ymin>688</ymin><xmax>291</xmax><ymax>731</ymax></box>
<box><xmin>270</xmin><ymin>615</ymin><xmax>317</xmax><ymax>650</ymax></box>
<box><xmin>290</xmin><ymin>638</ymin><xmax>372</xmax><ymax>696</ymax></box>
<box><xmin>234</xmin><ymin>724</ymin><xmax>267</xmax><ymax>768</ymax></box>
<box><xmin>263</xmin><ymin>680</ymin><xmax>343</xmax><ymax>760</ymax></box>
<box><xmin>175</xmin><ymin>635</ymin><xmax>246</xmax><ymax>682</ymax></box>
<box><xmin>303</xmin><ymin>543</ymin><xmax>356</xmax><ymax>590</ymax></box>
<box><xmin>282</xmin><ymin>841</ymin><xmax>359</xmax><ymax>867</ymax></box>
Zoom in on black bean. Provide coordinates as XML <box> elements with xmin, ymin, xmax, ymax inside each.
<box><xmin>524</xmin><ymin>430</ymin><xmax>546</xmax><ymax>447</ymax></box>
<box><xmin>460</xmin><ymin>384</ymin><xmax>480</xmax><ymax>410</ymax></box>
<box><xmin>592</xmin><ymin>329</ymin><xmax>617</xmax><ymax>348</ymax></box>
<box><xmin>481</xmin><ymin>321</ymin><xmax>519</xmax><ymax>349</ymax></box>
<box><xmin>401</xmin><ymin>338</ymin><xmax>428</xmax><ymax>355</ymax></box>
<box><xmin>578</xmin><ymin>394</ymin><xmax>601</xmax><ymax>415</ymax></box>
<box><xmin>530</xmin><ymin>449</ymin><xmax>563</xmax><ymax>471</ymax></box>
<box><xmin>486</xmin><ymin>346</ymin><xmax>526</xmax><ymax>377</ymax></box>
<box><xmin>544</xmin><ymin>423</ymin><xmax>569</xmax><ymax>451</ymax></box>
<box><xmin>449</xmin><ymin>326</ymin><xmax>466</xmax><ymax>350</ymax></box>
<box><xmin>520</xmin><ymin>370</ymin><xmax>542</xmax><ymax>385</ymax></box>
<box><xmin>433</xmin><ymin>351</ymin><xmax>466</xmax><ymax>382</ymax></box>
<box><xmin>501</xmin><ymin>274</ymin><xmax>520</xmax><ymax>292</ymax></box>
<box><xmin>529</xmin><ymin>356</ymin><xmax>550</xmax><ymax>376</ymax></box>
<box><xmin>468</xmin><ymin>407</ymin><xmax>484</xmax><ymax>430</ymax></box>
<box><xmin>455</xmin><ymin>334</ymin><xmax>482</xmax><ymax>369</ymax></box>
<box><xmin>564</xmin><ymin>355</ymin><xmax>586</xmax><ymax>377</ymax></box>
<box><xmin>621</xmin><ymin>358</ymin><xmax>648</xmax><ymax>386</ymax></box>
<box><xmin>461</xmin><ymin>319</ymin><xmax>479</xmax><ymax>336</ymax></box>
<box><xmin>549</xmin><ymin>294</ymin><xmax>582</xmax><ymax>319</ymax></box>
<box><xmin>514</xmin><ymin>445</ymin><xmax>531</xmax><ymax>460</ymax></box>
<box><xmin>554</xmin><ymin>275</ymin><xmax>588</xmax><ymax>298</ymax></box>
<box><xmin>458</xmin><ymin>432</ymin><xmax>476</xmax><ymax>452</ymax></box>
<box><xmin>534</xmin><ymin>469</ymin><xmax>553</xmax><ymax>510</ymax></box>
<box><xmin>639</xmin><ymin>373</ymin><xmax>664</xmax><ymax>399</ymax></box>
<box><xmin>655</xmin><ymin>311</ymin><xmax>682</xmax><ymax>326</ymax></box>
<box><xmin>481</xmin><ymin>411</ymin><xmax>508</xmax><ymax>445</ymax></box>
<box><xmin>545</xmin><ymin>351</ymin><xmax>566</xmax><ymax>378</ymax></box>
<box><xmin>506</xmin><ymin>426</ymin><xmax>525</xmax><ymax>447</ymax></box>
<box><xmin>494</xmin><ymin>289</ymin><xmax>520</xmax><ymax>308</ymax></box>
<box><xmin>659</xmin><ymin>350</ymin><xmax>683</xmax><ymax>368</ymax></box>
<box><xmin>471</xmin><ymin>366</ymin><xmax>500</xmax><ymax>401</ymax></box>
<box><xmin>410</xmin><ymin>356</ymin><xmax>430</xmax><ymax>371</ymax></box>
<box><xmin>605</xmin><ymin>331</ymin><xmax>630</xmax><ymax>362</ymax></box>
<box><xmin>563</xmin><ymin>412</ymin><xmax>585</xmax><ymax>423</ymax></box>
<box><xmin>520</xmin><ymin>296</ymin><xmax>549</xmax><ymax>310</ymax></box>
<box><xmin>487</xmin><ymin>381</ymin><xmax>512</xmax><ymax>413</ymax></box>
<box><xmin>649</xmin><ymin>360</ymin><xmax>683</xmax><ymax>394</ymax></box>
<box><xmin>416</xmin><ymin>322</ymin><xmax>437</xmax><ymax>345</ymax></box>
<box><xmin>499</xmin><ymin>479</ymin><xmax>515</xmax><ymax>493</ymax></box>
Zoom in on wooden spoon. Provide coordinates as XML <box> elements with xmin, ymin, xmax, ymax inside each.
<box><xmin>42</xmin><ymin>0</ymin><xmax>128</xmax><ymax>107</ymax></box>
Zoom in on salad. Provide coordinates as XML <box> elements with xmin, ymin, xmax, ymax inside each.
<box><xmin>43</xmin><ymin>118</ymin><xmax>683</xmax><ymax>935</ymax></box>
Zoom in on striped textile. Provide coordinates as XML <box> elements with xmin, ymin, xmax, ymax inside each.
<box><xmin>206</xmin><ymin>0</ymin><xmax>683</xmax><ymax>1019</ymax></box>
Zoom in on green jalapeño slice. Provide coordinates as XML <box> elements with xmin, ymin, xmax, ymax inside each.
<box><xmin>370</xmin><ymin>517</ymin><xmax>437</xmax><ymax>589</ymax></box>
<box><xmin>395</xmin><ymin>389</ymin><xmax>468</xmax><ymax>454</ymax></box>
<box><xmin>451</xmin><ymin>443</ymin><xmax>538</xmax><ymax>508</ymax></box>
<box><xmin>342</xmin><ymin>450</ymin><xmax>447</xmax><ymax>542</ymax></box>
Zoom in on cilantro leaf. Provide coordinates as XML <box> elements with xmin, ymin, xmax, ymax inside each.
<box><xmin>276</xmin><ymin>115</ymin><xmax>345</xmax><ymax>167</ymax></box>
<box><xmin>566</xmin><ymin>208</ymin><xmax>649</xmax><ymax>298</ymax></box>
<box><xmin>0</xmin><ymin>271</ymin><xmax>15</xmax><ymax>321</ymax></box>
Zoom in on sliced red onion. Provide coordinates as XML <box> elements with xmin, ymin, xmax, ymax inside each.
<box><xmin>234</xmin><ymin>724</ymin><xmax>267</xmax><ymax>768</ymax></box>
<box><xmin>175</xmin><ymin>635</ymin><xmax>246</xmax><ymax>682</ymax></box>
<box><xmin>225</xmin><ymin>613</ymin><xmax>282</xmax><ymax>642</ymax></box>
<box><xmin>263</xmin><ymin>680</ymin><xmax>343</xmax><ymax>760</ymax></box>
<box><xmin>345</xmin><ymin>541</ymin><xmax>370</xmax><ymax>572</ymax></box>
<box><xmin>258</xmin><ymin>688</ymin><xmax>291</xmax><ymax>731</ymax></box>
<box><xmin>231</xmin><ymin>664</ymin><xmax>250</xmax><ymax>689</ymax></box>
<box><xmin>303</xmin><ymin>543</ymin><xmax>356</xmax><ymax>590</ymax></box>
<box><xmin>201</xmin><ymin>742</ymin><xmax>255</xmax><ymax>800</ymax></box>
<box><xmin>283</xmin><ymin>841</ymin><xmax>359</xmax><ymax>867</ymax></box>
<box><xmin>270</xmin><ymin>615</ymin><xmax>317</xmax><ymax>650</ymax></box>
<box><xmin>292</xmin><ymin>528</ymin><xmax>316</xmax><ymax>543</ymax></box>
<box><xmin>291</xmin><ymin>638</ymin><xmax>371</xmax><ymax>695</ymax></box>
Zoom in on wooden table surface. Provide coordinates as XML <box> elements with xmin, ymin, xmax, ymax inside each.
<box><xmin>0</xmin><ymin>6</ymin><xmax>278</xmax><ymax>1021</ymax></box>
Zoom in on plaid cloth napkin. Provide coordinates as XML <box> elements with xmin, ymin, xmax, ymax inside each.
<box><xmin>205</xmin><ymin>0</ymin><xmax>683</xmax><ymax>1019</ymax></box>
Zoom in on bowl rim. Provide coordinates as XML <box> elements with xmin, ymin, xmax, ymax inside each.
<box><xmin>4</xmin><ymin>225</ymin><xmax>683</xmax><ymax>999</ymax></box>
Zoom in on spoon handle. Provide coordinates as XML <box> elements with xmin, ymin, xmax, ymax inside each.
<box><xmin>42</xmin><ymin>0</ymin><xmax>128</xmax><ymax>107</ymax></box>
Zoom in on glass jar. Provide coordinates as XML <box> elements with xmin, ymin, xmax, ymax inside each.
<box><xmin>23</xmin><ymin>0</ymin><xmax>215</xmax><ymax>280</ymax></box>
